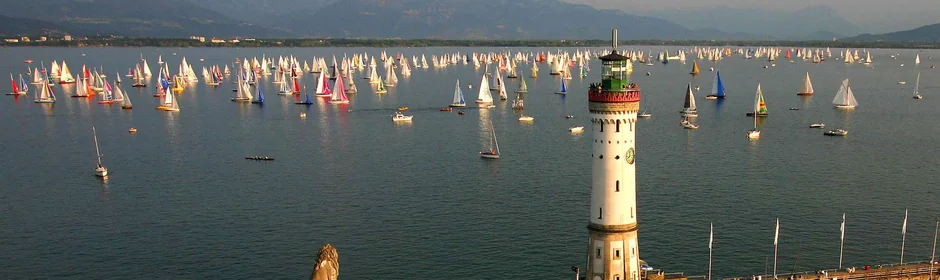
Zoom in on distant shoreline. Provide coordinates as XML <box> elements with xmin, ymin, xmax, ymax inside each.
<box><xmin>3</xmin><ymin>38</ymin><xmax>940</xmax><ymax>49</ymax></box>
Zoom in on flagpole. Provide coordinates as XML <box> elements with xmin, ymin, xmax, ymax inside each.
<box><xmin>901</xmin><ymin>209</ymin><xmax>908</xmax><ymax>264</ymax></box>
<box><xmin>774</xmin><ymin>218</ymin><xmax>779</xmax><ymax>279</ymax></box>
<box><xmin>839</xmin><ymin>213</ymin><xmax>845</xmax><ymax>269</ymax></box>
<box><xmin>709</xmin><ymin>223</ymin><xmax>713</xmax><ymax>280</ymax></box>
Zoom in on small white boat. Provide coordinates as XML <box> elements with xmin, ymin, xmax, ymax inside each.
<box><xmin>824</xmin><ymin>128</ymin><xmax>848</xmax><ymax>136</ymax></box>
<box><xmin>565</xmin><ymin>115</ymin><xmax>575</xmax><ymax>119</ymax></box>
<box><xmin>93</xmin><ymin>127</ymin><xmax>108</xmax><ymax>177</ymax></box>
<box><xmin>392</xmin><ymin>111</ymin><xmax>413</xmax><ymax>122</ymax></box>
<box><xmin>637</xmin><ymin>112</ymin><xmax>652</xmax><ymax>118</ymax></box>
<box><xmin>810</xmin><ymin>123</ymin><xmax>826</xmax><ymax>128</ymax></box>
<box><xmin>569</xmin><ymin>126</ymin><xmax>584</xmax><ymax>133</ymax></box>
<box><xmin>747</xmin><ymin>109</ymin><xmax>760</xmax><ymax>139</ymax></box>
<box><xmin>519</xmin><ymin>115</ymin><xmax>534</xmax><ymax>122</ymax></box>
<box><xmin>898</xmin><ymin>81</ymin><xmax>907</xmax><ymax>85</ymax></box>
<box><xmin>300</xmin><ymin>113</ymin><xmax>307</xmax><ymax>119</ymax></box>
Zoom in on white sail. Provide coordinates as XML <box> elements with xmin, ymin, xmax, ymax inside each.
<box><xmin>915</xmin><ymin>54</ymin><xmax>921</xmax><ymax>65</ymax></box>
<box><xmin>122</xmin><ymin>86</ymin><xmax>132</xmax><ymax>106</ymax></box>
<box><xmin>832</xmin><ymin>79</ymin><xmax>858</xmax><ymax>107</ymax></box>
<box><xmin>112</xmin><ymin>84</ymin><xmax>124</xmax><ymax>102</ymax></box>
<box><xmin>498</xmin><ymin>77</ymin><xmax>508</xmax><ymax>100</ymax></box>
<box><xmin>476</xmin><ymin>74</ymin><xmax>493</xmax><ymax>104</ymax></box>
<box><xmin>800</xmin><ymin>72</ymin><xmax>814</xmax><ymax>94</ymax></box>
<box><xmin>452</xmin><ymin>79</ymin><xmax>465</xmax><ymax>105</ymax></box>
<box><xmin>914</xmin><ymin>72</ymin><xmax>921</xmax><ymax>98</ymax></box>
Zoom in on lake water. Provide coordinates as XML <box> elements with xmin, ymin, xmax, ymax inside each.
<box><xmin>1</xmin><ymin>46</ymin><xmax>938</xmax><ymax>279</ymax></box>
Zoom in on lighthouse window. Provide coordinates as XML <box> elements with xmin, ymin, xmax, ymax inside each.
<box><xmin>616</xmin><ymin>181</ymin><xmax>620</xmax><ymax>192</ymax></box>
<box><xmin>615</xmin><ymin>249</ymin><xmax>621</xmax><ymax>259</ymax></box>
<box><xmin>631</xmin><ymin>207</ymin><xmax>634</xmax><ymax>218</ymax></box>
<box><xmin>598</xmin><ymin>207</ymin><xmax>603</xmax><ymax>219</ymax></box>
<box><xmin>596</xmin><ymin>248</ymin><xmax>602</xmax><ymax>258</ymax></box>
<box><xmin>616</xmin><ymin>120</ymin><xmax>620</xmax><ymax>132</ymax></box>
<box><xmin>600</xmin><ymin>123</ymin><xmax>604</xmax><ymax>132</ymax></box>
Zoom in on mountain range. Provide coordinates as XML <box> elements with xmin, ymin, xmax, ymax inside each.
<box><xmin>647</xmin><ymin>5</ymin><xmax>860</xmax><ymax>40</ymax></box>
<box><xmin>843</xmin><ymin>22</ymin><xmax>940</xmax><ymax>43</ymax></box>
<box><xmin>0</xmin><ymin>0</ymin><xmax>936</xmax><ymax>42</ymax></box>
<box><xmin>0</xmin><ymin>0</ymin><xmax>286</xmax><ymax>37</ymax></box>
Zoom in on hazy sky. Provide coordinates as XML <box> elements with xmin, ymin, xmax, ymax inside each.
<box><xmin>564</xmin><ymin>0</ymin><xmax>940</xmax><ymax>33</ymax></box>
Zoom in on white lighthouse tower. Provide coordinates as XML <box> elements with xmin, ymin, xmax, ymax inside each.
<box><xmin>585</xmin><ymin>29</ymin><xmax>642</xmax><ymax>280</ymax></box>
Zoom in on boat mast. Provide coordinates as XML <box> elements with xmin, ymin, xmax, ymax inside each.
<box><xmin>93</xmin><ymin>126</ymin><xmax>103</xmax><ymax>166</ymax></box>
<box><xmin>492</xmin><ymin>121</ymin><xmax>500</xmax><ymax>155</ymax></box>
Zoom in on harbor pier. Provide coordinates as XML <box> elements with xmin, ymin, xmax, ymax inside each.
<box><xmin>643</xmin><ymin>262</ymin><xmax>939</xmax><ymax>280</ymax></box>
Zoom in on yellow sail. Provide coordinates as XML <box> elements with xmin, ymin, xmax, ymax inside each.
<box><xmin>690</xmin><ymin>61</ymin><xmax>700</xmax><ymax>75</ymax></box>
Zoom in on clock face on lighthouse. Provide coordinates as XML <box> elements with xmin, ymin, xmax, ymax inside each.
<box><xmin>626</xmin><ymin>147</ymin><xmax>635</xmax><ymax>164</ymax></box>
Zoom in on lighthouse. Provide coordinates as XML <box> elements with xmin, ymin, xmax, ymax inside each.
<box><xmin>585</xmin><ymin>29</ymin><xmax>642</xmax><ymax>280</ymax></box>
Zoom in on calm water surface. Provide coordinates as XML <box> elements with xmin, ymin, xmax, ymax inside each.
<box><xmin>0</xmin><ymin>47</ymin><xmax>938</xmax><ymax>279</ymax></box>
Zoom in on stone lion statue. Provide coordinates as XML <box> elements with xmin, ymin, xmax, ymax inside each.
<box><xmin>311</xmin><ymin>244</ymin><xmax>339</xmax><ymax>280</ymax></box>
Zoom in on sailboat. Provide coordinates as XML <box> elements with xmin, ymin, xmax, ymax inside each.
<box><xmin>690</xmin><ymin>61</ymin><xmax>700</xmax><ymax>75</ymax></box>
<box><xmin>328</xmin><ymin>74</ymin><xmax>349</xmax><ymax>104</ymax></box>
<box><xmin>98</xmin><ymin>81</ymin><xmax>115</xmax><ymax>104</ymax></box>
<box><xmin>450</xmin><ymin>79</ymin><xmax>467</xmax><ymax>107</ymax></box>
<box><xmin>58</xmin><ymin>61</ymin><xmax>75</xmax><ymax>84</ymax></box>
<box><xmin>295</xmin><ymin>85</ymin><xmax>314</xmax><ymax>105</ymax></box>
<box><xmin>32</xmin><ymin>81</ymin><xmax>55</xmax><ymax>103</ymax></box>
<box><xmin>475</xmin><ymin>73</ymin><xmax>494</xmax><ymax>105</ymax></box>
<box><xmin>498</xmin><ymin>76</ymin><xmax>508</xmax><ymax>100</ymax></box>
<box><xmin>915</xmin><ymin>54</ymin><xmax>921</xmax><ymax>65</ymax></box>
<box><xmin>680</xmin><ymin>83</ymin><xmax>698</xmax><ymax>117</ymax></box>
<box><xmin>746</xmin><ymin>83</ymin><xmax>768</xmax><ymax>117</ymax></box>
<box><xmin>7</xmin><ymin>73</ymin><xmax>25</xmax><ymax>95</ymax></box>
<box><xmin>93</xmin><ymin>127</ymin><xmax>108</xmax><ymax>177</ymax></box>
<box><xmin>164</xmin><ymin>91</ymin><xmax>180</xmax><ymax>112</ymax></box>
<box><xmin>278</xmin><ymin>73</ymin><xmax>293</xmax><ymax>95</ymax></box>
<box><xmin>797</xmin><ymin>72</ymin><xmax>814</xmax><ymax>96</ymax></box>
<box><xmin>747</xmin><ymin>105</ymin><xmax>761</xmax><ymax>139</ymax></box>
<box><xmin>480</xmin><ymin>121</ymin><xmax>500</xmax><ymax>159</ymax></box>
<box><xmin>555</xmin><ymin>77</ymin><xmax>567</xmax><ymax>94</ymax></box>
<box><xmin>251</xmin><ymin>85</ymin><xmax>265</xmax><ymax>104</ymax></box>
<box><xmin>913</xmin><ymin>72</ymin><xmax>923</xmax><ymax>99</ymax></box>
<box><xmin>374</xmin><ymin>78</ymin><xmax>388</xmax><ymax>94</ymax></box>
<box><xmin>832</xmin><ymin>79</ymin><xmax>859</xmax><ymax>109</ymax></box>
<box><xmin>121</xmin><ymin>85</ymin><xmax>133</xmax><ymax>109</ymax></box>
<box><xmin>515</xmin><ymin>77</ymin><xmax>528</xmax><ymax>93</ymax></box>
<box><xmin>705</xmin><ymin>71</ymin><xmax>726</xmax><ymax>99</ymax></box>
<box><xmin>315</xmin><ymin>73</ymin><xmax>332</xmax><ymax>97</ymax></box>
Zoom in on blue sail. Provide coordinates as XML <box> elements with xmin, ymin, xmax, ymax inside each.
<box><xmin>560</xmin><ymin>78</ymin><xmax>567</xmax><ymax>92</ymax></box>
<box><xmin>715</xmin><ymin>72</ymin><xmax>726</xmax><ymax>97</ymax></box>
<box><xmin>255</xmin><ymin>86</ymin><xmax>264</xmax><ymax>103</ymax></box>
<box><xmin>304</xmin><ymin>90</ymin><xmax>312</xmax><ymax>104</ymax></box>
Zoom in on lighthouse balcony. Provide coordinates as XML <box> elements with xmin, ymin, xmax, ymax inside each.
<box><xmin>589</xmin><ymin>88</ymin><xmax>641</xmax><ymax>103</ymax></box>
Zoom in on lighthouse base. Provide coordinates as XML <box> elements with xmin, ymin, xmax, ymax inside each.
<box><xmin>586</xmin><ymin>228</ymin><xmax>640</xmax><ymax>280</ymax></box>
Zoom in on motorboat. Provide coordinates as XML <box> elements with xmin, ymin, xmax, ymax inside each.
<box><xmin>569</xmin><ymin>126</ymin><xmax>584</xmax><ymax>133</ymax></box>
<box><xmin>637</xmin><ymin>112</ymin><xmax>652</xmax><ymax>118</ymax></box>
<box><xmin>518</xmin><ymin>115</ymin><xmax>534</xmax><ymax>122</ymax></box>
<box><xmin>392</xmin><ymin>111</ymin><xmax>413</xmax><ymax>122</ymax></box>
<box><xmin>824</xmin><ymin>128</ymin><xmax>848</xmax><ymax>136</ymax></box>
<box><xmin>810</xmin><ymin>123</ymin><xmax>825</xmax><ymax>128</ymax></box>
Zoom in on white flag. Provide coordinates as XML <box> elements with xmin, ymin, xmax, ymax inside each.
<box><xmin>840</xmin><ymin>213</ymin><xmax>846</xmax><ymax>241</ymax></box>
<box><xmin>902</xmin><ymin>209</ymin><xmax>908</xmax><ymax>235</ymax></box>
<box><xmin>709</xmin><ymin>223</ymin><xmax>714</xmax><ymax>249</ymax></box>
<box><xmin>774</xmin><ymin>218</ymin><xmax>780</xmax><ymax>246</ymax></box>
